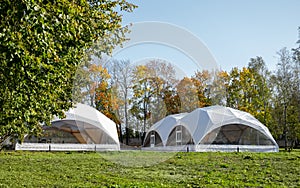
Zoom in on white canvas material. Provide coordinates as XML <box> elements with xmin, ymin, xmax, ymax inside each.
<box><xmin>18</xmin><ymin>103</ymin><xmax>120</xmax><ymax>151</ymax></box>
<box><xmin>144</xmin><ymin>105</ymin><xmax>279</xmax><ymax>152</ymax></box>
<box><xmin>52</xmin><ymin>103</ymin><xmax>120</xmax><ymax>147</ymax></box>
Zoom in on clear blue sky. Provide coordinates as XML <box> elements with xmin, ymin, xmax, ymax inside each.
<box><xmin>117</xmin><ymin>0</ymin><xmax>300</xmax><ymax>74</ymax></box>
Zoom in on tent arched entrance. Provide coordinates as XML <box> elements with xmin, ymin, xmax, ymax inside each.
<box><xmin>143</xmin><ymin>131</ymin><xmax>163</xmax><ymax>147</ymax></box>
<box><xmin>166</xmin><ymin>125</ymin><xmax>194</xmax><ymax>146</ymax></box>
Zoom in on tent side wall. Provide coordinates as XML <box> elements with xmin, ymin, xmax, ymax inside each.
<box><xmin>15</xmin><ymin>143</ymin><xmax>119</xmax><ymax>151</ymax></box>
<box><xmin>199</xmin><ymin>124</ymin><xmax>276</xmax><ymax>146</ymax></box>
<box><xmin>195</xmin><ymin>144</ymin><xmax>278</xmax><ymax>152</ymax></box>
<box><xmin>197</xmin><ymin>124</ymin><xmax>279</xmax><ymax>152</ymax></box>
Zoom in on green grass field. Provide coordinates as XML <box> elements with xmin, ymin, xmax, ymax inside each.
<box><xmin>0</xmin><ymin>150</ymin><xmax>299</xmax><ymax>187</ymax></box>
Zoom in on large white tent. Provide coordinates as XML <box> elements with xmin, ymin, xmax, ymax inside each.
<box><xmin>143</xmin><ymin>106</ymin><xmax>279</xmax><ymax>152</ymax></box>
<box><xmin>16</xmin><ymin>103</ymin><xmax>120</xmax><ymax>151</ymax></box>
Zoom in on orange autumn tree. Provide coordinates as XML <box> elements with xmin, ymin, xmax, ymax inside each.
<box><xmin>88</xmin><ymin>63</ymin><xmax>109</xmax><ymax>107</ymax></box>
<box><xmin>94</xmin><ymin>66</ymin><xmax>120</xmax><ymax>125</ymax></box>
<box><xmin>176</xmin><ymin>77</ymin><xmax>199</xmax><ymax>113</ymax></box>
<box><xmin>191</xmin><ymin>70</ymin><xmax>212</xmax><ymax>107</ymax></box>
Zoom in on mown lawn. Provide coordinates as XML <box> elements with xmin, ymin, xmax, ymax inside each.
<box><xmin>0</xmin><ymin>150</ymin><xmax>299</xmax><ymax>187</ymax></box>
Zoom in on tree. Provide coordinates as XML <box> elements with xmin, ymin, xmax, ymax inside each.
<box><xmin>227</xmin><ymin>67</ymin><xmax>241</xmax><ymax>109</ymax></box>
<box><xmin>290</xmin><ymin>27</ymin><xmax>300</xmax><ymax>147</ymax></box>
<box><xmin>222</xmin><ymin>60</ymin><xmax>273</xmax><ymax>128</ymax></box>
<box><xmin>247</xmin><ymin>57</ymin><xmax>272</xmax><ymax>127</ymax></box>
<box><xmin>130</xmin><ymin>60</ymin><xmax>179</xmax><ymax>144</ymax></box>
<box><xmin>191</xmin><ymin>70</ymin><xmax>212</xmax><ymax>107</ymax></box>
<box><xmin>210</xmin><ymin>70</ymin><xmax>230</xmax><ymax>106</ymax></box>
<box><xmin>161</xmin><ymin>85</ymin><xmax>181</xmax><ymax>116</ymax></box>
<box><xmin>272</xmin><ymin>48</ymin><xmax>297</xmax><ymax>150</ymax></box>
<box><xmin>130</xmin><ymin>65</ymin><xmax>153</xmax><ymax>143</ymax></box>
<box><xmin>176</xmin><ymin>77</ymin><xmax>198</xmax><ymax>113</ymax></box>
<box><xmin>73</xmin><ymin>61</ymin><xmax>111</xmax><ymax>107</ymax></box>
<box><xmin>108</xmin><ymin>59</ymin><xmax>132</xmax><ymax>145</ymax></box>
<box><xmin>94</xmin><ymin>67</ymin><xmax>119</xmax><ymax>124</ymax></box>
<box><xmin>144</xmin><ymin>60</ymin><xmax>178</xmax><ymax>124</ymax></box>
<box><xmin>0</xmin><ymin>0</ymin><xmax>136</xmax><ymax>144</ymax></box>
<box><xmin>72</xmin><ymin>62</ymin><xmax>90</xmax><ymax>104</ymax></box>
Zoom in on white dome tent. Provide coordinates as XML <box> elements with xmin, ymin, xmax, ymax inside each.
<box><xmin>143</xmin><ymin>106</ymin><xmax>279</xmax><ymax>152</ymax></box>
<box><xmin>16</xmin><ymin>103</ymin><xmax>120</xmax><ymax>151</ymax></box>
<box><xmin>143</xmin><ymin>113</ymin><xmax>188</xmax><ymax>147</ymax></box>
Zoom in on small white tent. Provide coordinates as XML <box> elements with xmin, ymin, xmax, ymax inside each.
<box><xmin>143</xmin><ymin>106</ymin><xmax>279</xmax><ymax>152</ymax></box>
<box><xmin>16</xmin><ymin>103</ymin><xmax>120</xmax><ymax>151</ymax></box>
<box><xmin>143</xmin><ymin>113</ymin><xmax>187</xmax><ymax>147</ymax></box>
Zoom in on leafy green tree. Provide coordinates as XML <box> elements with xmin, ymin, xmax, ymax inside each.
<box><xmin>271</xmin><ymin>48</ymin><xmax>300</xmax><ymax>149</ymax></box>
<box><xmin>247</xmin><ymin>57</ymin><xmax>272</xmax><ymax>127</ymax></box>
<box><xmin>223</xmin><ymin>62</ymin><xmax>273</xmax><ymax>129</ymax></box>
<box><xmin>72</xmin><ymin>63</ymin><xmax>90</xmax><ymax>104</ymax></box>
<box><xmin>227</xmin><ymin>67</ymin><xmax>241</xmax><ymax>109</ymax></box>
<box><xmin>291</xmin><ymin>28</ymin><xmax>300</xmax><ymax>146</ymax></box>
<box><xmin>238</xmin><ymin>67</ymin><xmax>256</xmax><ymax>113</ymax></box>
<box><xmin>0</xmin><ymin>0</ymin><xmax>136</xmax><ymax>144</ymax></box>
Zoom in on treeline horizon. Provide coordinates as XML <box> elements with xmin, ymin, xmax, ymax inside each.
<box><xmin>74</xmin><ymin>31</ymin><xmax>300</xmax><ymax>147</ymax></box>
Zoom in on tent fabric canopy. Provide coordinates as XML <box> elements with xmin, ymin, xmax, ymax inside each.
<box><xmin>50</xmin><ymin>103</ymin><xmax>120</xmax><ymax>145</ymax></box>
<box><xmin>146</xmin><ymin>113</ymin><xmax>188</xmax><ymax>146</ymax></box>
<box><xmin>17</xmin><ymin>103</ymin><xmax>120</xmax><ymax>151</ymax></box>
<box><xmin>144</xmin><ymin>105</ymin><xmax>278</xmax><ymax>152</ymax></box>
<box><xmin>22</xmin><ymin>103</ymin><xmax>119</xmax><ymax>146</ymax></box>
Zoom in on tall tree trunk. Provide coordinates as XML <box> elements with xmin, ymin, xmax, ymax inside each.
<box><xmin>124</xmin><ymin>91</ymin><xmax>129</xmax><ymax>145</ymax></box>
